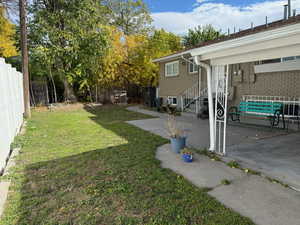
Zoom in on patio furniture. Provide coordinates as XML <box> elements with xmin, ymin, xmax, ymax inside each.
<box><xmin>286</xmin><ymin>116</ymin><xmax>300</xmax><ymax>131</ymax></box>
<box><xmin>228</xmin><ymin>101</ymin><xmax>285</xmax><ymax>128</ymax></box>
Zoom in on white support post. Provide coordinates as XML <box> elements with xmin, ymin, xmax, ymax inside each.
<box><xmin>194</xmin><ymin>56</ymin><xmax>215</xmax><ymax>151</ymax></box>
<box><xmin>222</xmin><ymin>65</ymin><xmax>230</xmax><ymax>155</ymax></box>
<box><xmin>214</xmin><ymin>66</ymin><xmax>220</xmax><ymax>152</ymax></box>
<box><xmin>198</xmin><ymin>68</ymin><xmax>201</xmax><ymax>114</ymax></box>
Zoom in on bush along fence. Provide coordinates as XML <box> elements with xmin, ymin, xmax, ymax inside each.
<box><xmin>0</xmin><ymin>58</ymin><xmax>24</xmax><ymax>173</ymax></box>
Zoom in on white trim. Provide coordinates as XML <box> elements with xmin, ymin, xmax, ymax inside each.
<box><xmin>153</xmin><ymin>23</ymin><xmax>300</xmax><ymax>63</ymax></box>
<box><xmin>165</xmin><ymin>61</ymin><xmax>179</xmax><ymax>77</ymax></box>
<box><xmin>153</xmin><ymin>52</ymin><xmax>189</xmax><ymax>63</ymax></box>
<box><xmin>210</xmin><ymin>44</ymin><xmax>300</xmax><ymax>65</ymax></box>
<box><xmin>188</xmin><ymin>57</ymin><xmax>198</xmax><ymax>74</ymax></box>
<box><xmin>190</xmin><ymin>23</ymin><xmax>300</xmax><ymax>57</ymax></box>
<box><xmin>156</xmin><ymin>87</ymin><xmax>159</xmax><ymax>98</ymax></box>
<box><xmin>167</xmin><ymin>96</ymin><xmax>177</xmax><ymax>106</ymax></box>
<box><xmin>254</xmin><ymin>59</ymin><xmax>300</xmax><ymax>73</ymax></box>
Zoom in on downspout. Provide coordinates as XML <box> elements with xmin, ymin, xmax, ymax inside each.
<box><xmin>194</xmin><ymin>56</ymin><xmax>216</xmax><ymax>151</ymax></box>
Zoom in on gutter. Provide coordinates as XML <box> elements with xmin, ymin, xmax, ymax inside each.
<box><xmin>193</xmin><ymin>56</ymin><xmax>216</xmax><ymax>151</ymax></box>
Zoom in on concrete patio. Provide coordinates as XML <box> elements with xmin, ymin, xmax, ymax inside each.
<box><xmin>127</xmin><ymin>106</ymin><xmax>300</xmax><ymax>189</ymax></box>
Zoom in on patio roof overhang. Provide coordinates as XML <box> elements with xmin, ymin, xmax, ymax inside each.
<box><xmin>153</xmin><ymin>22</ymin><xmax>300</xmax><ymax>65</ymax></box>
<box><xmin>190</xmin><ymin>22</ymin><xmax>300</xmax><ymax>65</ymax></box>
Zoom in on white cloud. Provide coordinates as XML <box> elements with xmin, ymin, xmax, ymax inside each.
<box><xmin>151</xmin><ymin>0</ymin><xmax>300</xmax><ymax>34</ymax></box>
<box><xmin>196</xmin><ymin>0</ymin><xmax>212</xmax><ymax>4</ymax></box>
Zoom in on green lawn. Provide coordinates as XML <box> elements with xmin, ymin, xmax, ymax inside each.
<box><xmin>1</xmin><ymin>105</ymin><xmax>254</xmax><ymax>225</ymax></box>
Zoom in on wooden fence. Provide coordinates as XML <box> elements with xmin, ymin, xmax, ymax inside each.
<box><xmin>0</xmin><ymin>58</ymin><xmax>24</xmax><ymax>173</ymax></box>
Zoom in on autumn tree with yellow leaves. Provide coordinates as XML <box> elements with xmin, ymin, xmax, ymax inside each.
<box><xmin>98</xmin><ymin>27</ymin><xmax>182</xmax><ymax>90</ymax></box>
<box><xmin>0</xmin><ymin>6</ymin><xmax>17</xmax><ymax>58</ymax></box>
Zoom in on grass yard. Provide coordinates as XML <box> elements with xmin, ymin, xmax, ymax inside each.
<box><xmin>1</xmin><ymin>105</ymin><xmax>254</xmax><ymax>225</ymax></box>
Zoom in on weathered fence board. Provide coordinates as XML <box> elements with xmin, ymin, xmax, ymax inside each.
<box><xmin>0</xmin><ymin>58</ymin><xmax>24</xmax><ymax>173</ymax></box>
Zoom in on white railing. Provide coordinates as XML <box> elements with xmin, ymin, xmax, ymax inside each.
<box><xmin>242</xmin><ymin>95</ymin><xmax>300</xmax><ymax>118</ymax></box>
<box><xmin>180</xmin><ymin>82</ymin><xmax>207</xmax><ymax>114</ymax></box>
<box><xmin>0</xmin><ymin>58</ymin><xmax>24</xmax><ymax>172</ymax></box>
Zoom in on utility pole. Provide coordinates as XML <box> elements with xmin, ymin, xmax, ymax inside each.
<box><xmin>19</xmin><ymin>0</ymin><xmax>31</xmax><ymax>118</ymax></box>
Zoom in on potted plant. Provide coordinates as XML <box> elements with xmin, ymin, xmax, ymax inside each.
<box><xmin>181</xmin><ymin>148</ymin><xmax>193</xmax><ymax>163</ymax></box>
<box><xmin>166</xmin><ymin>115</ymin><xmax>186</xmax><ymax>153</ymax></box>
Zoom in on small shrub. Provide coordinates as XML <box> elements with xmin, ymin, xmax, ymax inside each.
<box><xmin>227</xmin><ymin>161</ymin><xmax>240</xmax><ymax>169</ymax></box>
<box><xmin>221</xmin><ymin>179</ymin><xmax>231</xmax><ymax>185</ymax></box>
<box><xmin>244</xmin><ymin>168</ymin><xmax>261</xmax><ymax>175</ymax></box>
<box><xmin>197</xmin><ymin>148</ymin><xmax>222</xmax><ymax>161</ymax></box>
<box><xmin>181</xmin><ymin>148</ymin><xmax>193</xmax><ymax>155</ymax></box>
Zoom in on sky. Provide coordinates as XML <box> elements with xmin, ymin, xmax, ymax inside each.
<box><xmin>144</xmin><ymin>0</ymin><xmax>300</xmax><ymax>34</ymax></box>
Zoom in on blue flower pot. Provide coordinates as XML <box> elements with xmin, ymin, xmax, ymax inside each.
<box><xmin>182</xmin><ymin>153</ymin><xmax>193</xmax><ymax>163</ymax></box>
<box><xmin>170</xmin><ymin>137</ymin><xmax>186</xmax><ymax>154</ymax></box>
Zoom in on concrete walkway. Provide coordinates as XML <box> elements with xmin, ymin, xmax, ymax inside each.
<box><xmin>157</xmin><ymin>144</ymin><xmax>300</xmax><ymax>225</ymax></box>
<box><xmin>127</xmin><ymin>106</ymin><xmax>300</xmax><ymax>225</ymax></box>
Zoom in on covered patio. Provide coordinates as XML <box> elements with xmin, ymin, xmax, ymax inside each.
<box><xmin>127</xmin><ymin>106</ymin><xmax>300</xmax><ymax>190</ymax></box>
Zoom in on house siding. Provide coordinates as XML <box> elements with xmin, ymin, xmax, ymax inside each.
<box><xmin>158</xmin><ymin>58</ymin><xmax>207</xmax><ymax>102</ymax></box>
<box><xmin>157</xmin><ymin>59</ymin><xmax>300</xmax><ymax>108</ymax></box>
<box><xmin>229</xmin><ymin>62</ymin><xmax>300</xmax><ymax>106</ymax></box>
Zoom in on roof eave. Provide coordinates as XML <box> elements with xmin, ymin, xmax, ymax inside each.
<box><xmin>152</xmin><ymin>51</ymin><xmax>192</xmax><ymax>63</ymax></box>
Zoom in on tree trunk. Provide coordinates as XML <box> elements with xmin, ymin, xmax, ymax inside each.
<box><xmin>63</xmin><ymin>78</ymin><xmax>76</xmax><ymax>102</ymax></box>
<box><xmin>29</xmin><ymin>79</ymin><xmax>35</xmax><ymax>107</ymax></box>
<box><xmin>19</xmin><ymin>0</ymin><xmax>31</xmax><ymax>118</ymax></box>
<box><xmin>88</xmin><ymin>85</ymin><xmax>93</xmax><ymax>103</ymax></box>
<box><xmin>49</xmin><ymin>67</ymin><xmax>57</xmax><ymax>103</ymax></box>
<box><xmin>95</xmin><ymin>85</ymin><xmax>98</xmax><ymax>103</ymax></box>
<box><xmin>45</xmin><ymin>80</ymin><xmax>49</xmax><ymax>105</ymax></box>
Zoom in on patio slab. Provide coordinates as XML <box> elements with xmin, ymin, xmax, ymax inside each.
<box><xmin>156</xmin><ymin>144</ymin><xmax>245</xmax><ymax>188</ymax></box>
<box><xmin>226</xmin><ymin>132</ymin><xmax>300</xmax><ymax>190</ymax></box>
<box><xmin>209</xmin><ymin>176</ymin><xmax>300</xmax><ymax>225</ymax></box>
<box><xmin>127</xmin><ymin>106</ymin><xmax>287</xmax><ymax>149</ymax></box>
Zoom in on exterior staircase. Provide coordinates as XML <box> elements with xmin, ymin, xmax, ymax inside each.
<box><xmin>180</xmin><ymin>82</ymin><xmax>208</xmax><ymax>115</ymax></box>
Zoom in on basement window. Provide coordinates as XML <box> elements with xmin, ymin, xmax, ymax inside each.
<box><xmin>167</xmin><ymin>96</ymin><xmax>177</xmax><ymax>106</ymax></box>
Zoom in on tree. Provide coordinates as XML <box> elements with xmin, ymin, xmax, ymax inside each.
<box><xmin>148</xmin><ymin>29</ymin><xmax>182</xmax><ymax>59</ymax></box>
<box><xmin>104</xmin><ymin>0</ymin><xmax>152</xmax><ymax>35</ymax></box>
<box><xmin>0</xmin><ymin>6</ymin><xmax>17</xmax><ymax>57</ymax></box>
<box><xmin>183</xmin><ymin>25</ymin><xmax>224</xmax><ymax>48</ymax></box>
<box><xmin>96</xmin><ymin>28</ymin><xmax>182</xmax><ymax>91</ymax></box>
<box><xmin>29</xmin><ymin>0</ymin><xmax>109</xmax><ymax>101</ymax></box>
<box><xmin>127</xmin><ymin>29</ymin><xmax>182</xmax><ymax>87</ymax></box>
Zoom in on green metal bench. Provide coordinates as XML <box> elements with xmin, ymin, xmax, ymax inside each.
<box><xmin>228</xmin><ymin>101</ymin><xmax>285</xmax><ymax>128</ymax></box>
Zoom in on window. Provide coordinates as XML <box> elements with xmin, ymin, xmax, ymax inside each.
<box><xmin>167</xmin><ymin>96</ymin><xmax>177</xmax><ymax>106</ymax></box>
<box><xmin>260</xmin><ymin>58</ymin><xmax>281</xmax><ymax>64</ymax></box>
<box><xmin>282</xmin><ymin>56</ymin><xmax>300</xmax><ymax>62</ymax></box>
<box><xmin>282</xmin><ymin>56</ymin><xmax>296</xmax><ymax>62</ymax></box>
<box><xmin>259</xmin><ymin>56</ymin><xmax>300</xmax><ymax>65</ymax></box>
<box><xmin>165</xmin><ymin>61</ymin><xmax>179</xmax><ymax>77</ymax></box>
<box><xmin>189</xmin><ymin>58</ymin><xmax>198</xmax><ymax>74</ymax></box>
